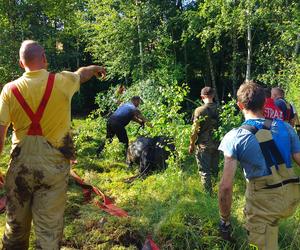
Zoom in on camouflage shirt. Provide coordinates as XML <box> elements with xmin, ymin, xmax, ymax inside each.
<box><xmin>191</xmin><ymin>102</ymin><xmax>219</xmax><ymax>149</ymax></box>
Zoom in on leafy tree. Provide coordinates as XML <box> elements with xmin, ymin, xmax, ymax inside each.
<box><xmin>80</xmin><ymin>0</ymin><xmax>185</xmax><ymax>82</ymax></box>
<box><xmin>0</xmin><ymin>0</ymin><xmax>87</xmax><ymax>82</ymax></box>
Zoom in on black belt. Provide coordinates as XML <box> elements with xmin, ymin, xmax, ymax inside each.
<box><xmin>263</xmin><ymin>177</ymin><xmax>300</xmax><ymax>189</ymax></box>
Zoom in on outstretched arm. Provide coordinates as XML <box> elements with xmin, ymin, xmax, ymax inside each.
<box><xmin>132</xmin><ymin>110</ymin><xmax>153</xmax><ymax>128</ymax></box>
<box><xmin>132</xmin><ymin>110</ymin><xmax>147</xmax><ymax>125</ymax></box>
<box><xmin>75</xmin><ymin>65</ymin><xmax>106</xmax><ymax>84</ymax></box>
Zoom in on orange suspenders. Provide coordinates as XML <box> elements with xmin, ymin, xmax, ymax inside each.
<box><xmin>10</xmin><ymin>73</ymin><xmax>55</xmax><ymax>136</ymax></box>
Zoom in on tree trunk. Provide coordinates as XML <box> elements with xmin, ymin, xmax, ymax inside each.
<box><xmin>206</xmin><ymin>46</ymin><xmax>219</xmax><ymax>104</ymax></box>
<box><xmin>136</xmin><ymin>0</ymin><xmax>144</xmax><ymax>79</ymax></box>
<box><xmin>184</xmin><ymin>42</ymin><xmax>188</xmax><ymax>83</ymax></box>
<box><xmin>231</xmin><ymin>31</ymin><xmax>238</xmax><ymax>96</ymax></box>
<box><xmin>245</xmin><ymin>7</ymin><xmax>252</xmax><ymax>81</ymax></box>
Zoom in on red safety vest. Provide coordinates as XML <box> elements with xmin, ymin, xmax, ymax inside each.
<box><xmin>10</xmin><ymin>73</ymin><xmax>55</xmax><ymax>136</ymax></box>
<box><xmin>264</xmin><ymin>98</ymin><xmax>283</xmax><ymax>120</ymax></box>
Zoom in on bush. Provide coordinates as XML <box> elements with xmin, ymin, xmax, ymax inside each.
<box><xmin>214</xmin><ymin>97</ymin><xmax>243</xmax><ymax>142</ymax></box>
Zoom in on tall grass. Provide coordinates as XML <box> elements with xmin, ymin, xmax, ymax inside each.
<box><xmin>0</xmin><ymin>107</ymin><xmax>300</xmax><ymax>249</ymax></box>
<box><xmin>66</xmin><ymin>117</ymin><xmax>300</xmax><ymax>249</ymax></box>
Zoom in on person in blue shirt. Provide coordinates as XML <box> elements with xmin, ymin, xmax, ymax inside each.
<box><xmin>271</xmin><ymin>87</ymin><xmax>295</xmax><ymax>125</ymax></box>
<box><xmin>218</xmin><ymin>81</ymin><xmax>300</xmax><ymax>250</ymax></box>
<box><xmin>97</xmin><ymin>96</ymin><xmax>149</xmax><ymax>155</ymax></box>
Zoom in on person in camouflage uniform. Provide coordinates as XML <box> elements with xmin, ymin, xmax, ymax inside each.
<box><xmin>189</xmin><ymin>87</ymin><xmax>219</xmax><ymax>194</ymax></box>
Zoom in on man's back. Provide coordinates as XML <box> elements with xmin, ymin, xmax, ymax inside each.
<box><xmin>219</xmin><ymin>118</ymin><xmax>299</xmax><ymax>179</ymax></box>
<box><xmin>275</xmin><ymin>98</ymin><xmax>295</xmax><ymax>122</ymax></box>
<box><xmin>0</xmin><ymin>69</ymin><xmax>80</xmax><ymax>148</ymax></box>
<box><xmin>264</xmin><ymin>98</ymin><xmax>283</xmax><ymax>120</ymax></box>
<box><xmin>193</xmin><ymin>102</ymin><xmax>219</xmax><ymax>148</ymax></box>
<box><xmin>110</xmin><ymin>102</ymin><xmax>137</xmax><ymax>127</ymax></box>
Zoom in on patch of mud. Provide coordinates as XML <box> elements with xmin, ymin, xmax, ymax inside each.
<box><xmin>14</xmin><ymin>176</ymin><xmax>31</xmax><ymax>206</ymax></box>
<box><xmin>58</xmin><ymin>133</ymin><xmax>76</xmax><ymax>160</ymax></box>
<box><xmin>11</xmin><ymin>146</ymin><xmax>21</xmax><ymax>159</ymax></box>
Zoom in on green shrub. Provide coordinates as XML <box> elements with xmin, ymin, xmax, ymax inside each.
<box><xmin>215</xmin><ymin>97</ymin><xmax>243</xmax><ymax>142</ymax></box>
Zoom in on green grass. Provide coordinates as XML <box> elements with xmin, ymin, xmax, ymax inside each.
<box><xmin>0</xmin><ymin>118</ymin><xmax>300</xmax><ymax>249</ymax></box>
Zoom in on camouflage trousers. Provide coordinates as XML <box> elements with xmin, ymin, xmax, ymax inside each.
<box><xmin>195</xmin><ymin>146</ymin><xmax>219</xmax><ymax>193</ymax></box>
<box><xmin>2</xmin><ymin>136</ymin><xmax>70</xmax><ymax>250</ymax></box>
<box><xmin>244</xmin><ymin>167</ymin><xmax>300</xmax><ymax>250</ymax></box>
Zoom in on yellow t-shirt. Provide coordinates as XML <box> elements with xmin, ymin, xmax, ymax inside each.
<box><xmin>0</xmin><ymin>69</ymin><xmax>80</xmax><ymax>148</ymax></box>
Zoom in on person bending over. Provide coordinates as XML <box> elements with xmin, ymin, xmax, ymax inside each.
<box><xmin>97</xmin><ymin>96</ymin><xmax>150</xmax><ymax>155</ymax></box>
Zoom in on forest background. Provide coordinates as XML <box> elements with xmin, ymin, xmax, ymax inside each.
<box><xmin>0</xmin><ymin>0</ymin><xmax>299</xmax><ymax>249</ymax></box>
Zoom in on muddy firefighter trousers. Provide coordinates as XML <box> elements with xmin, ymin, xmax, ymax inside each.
<box><xmin>2</xmin><ymin>136</ymin><xmax>70</xmax><ymax>250</ymax></box>
<box><xmin>244</xmin><ymin>167</ymin><xmax>300</xmax><ymax>250</ymax></box>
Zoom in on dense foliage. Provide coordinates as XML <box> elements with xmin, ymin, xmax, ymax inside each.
<box><xmin>0</xmin><ymin>0</ymin><xmax>299</xmax><ymax>108</ymax></box>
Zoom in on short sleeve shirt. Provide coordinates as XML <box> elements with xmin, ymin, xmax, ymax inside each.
<box><xmin>275</xmin><ymin>98</ymin><xmax>295</xmax><ymax>121</ymax></box>
<box><xmin>264</xmin><ymin>98</ymin><xmax>283</xmax><ymax>120</ymax></box>
<box><xmin>110</xmin><ymin>102</ymin><xmax>137</xmax><ymax>127</ymax></box>
<box><xmin>0</xmin><ymin>69</ymin><xmax>80</xmax><ymax>147</ymax></box>
<box><xmin>218</xmin><ymin>118</ymin><xmax>300</xmax><ymax>180</ymax></box>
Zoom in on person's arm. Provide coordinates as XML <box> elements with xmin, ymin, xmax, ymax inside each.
<box><xmin>289</xmin><ymin>105</ymin><xmax>298</xmax><ymax>127</ymax></box>
<box><xmin>75</xmin><ymin>65</ymin><xmax>106</xmax><ymax>84</ymax></box>
<box><xmin>189</xmin><ymin>120</ymin><xmax>200</xmax><ymax>154</ymax></box>
<box><xmin>0</xmin><ymin>125</ymin><xmax>8</xmax><ymax>154</ymax></box>
<box><xmin>294</xmin><ymin>113</ymin><xmax>300</xmax><ymax>136</ymax></box>
<box><xmin>218</xmin><ymin>155</ymin><xmax>237</xmax><ymax>223</ymax></box>
<box><xmin>293</xmin><ymin>152</ymin><xmax>300</xmax><ymax>166</ymax></box>
<box><xmin>292</xmin><ymin>105</ymin><xmax>300</xmax><ymax>124</ymax></box>
<box><xmin>288</xmin><ymin>105</ymin><xmax>295</xmax><ymax>126</ymax></box>
<box><xmin>275</xmin><ymin>99</ymin><xmax>288</xmax><ymax>119</ymax></box>
<box><xmin>294</xmin><ymin>113</ymin><xmax>300</xmax><ymax>126</ymax></box>
<box><xmin>132</xmin><ymin>115</ymin><xmax>144</xmax><ymax>125</ymax></box>
<box><xmin>132</xmin><ymin>110</ymin><xmax>151</xmax><ymax>127</ymax></box>
<box><xmin>189</xmin><ymin>108</ymin><xmax>204</xmax><ymax>154</ymax></box>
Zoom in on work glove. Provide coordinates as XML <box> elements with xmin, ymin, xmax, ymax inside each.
<box><xmin>219</xmin><ymin>219</ymin><xmax>234</xmax><ymax>243</ymax></box>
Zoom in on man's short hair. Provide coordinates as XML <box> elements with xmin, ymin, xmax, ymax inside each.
<box><xmin>19</xmin><ymin>40</ymin><xmax>44</xmax><ymax>63</ymax></box>
<box><xmin>271</xmin><ymin>87</ymin><xmax>284</xmax><ymax>98</ymax></box>
<box><xmin>237</xmin><ymin>80</ymin><xmax>265</xmax><ymax>112</ymax></box>
<box><xmin>131</xmin><ymin>96</ymin><xmax>143</xmax><ymax>103</ymax></box>
<box><xmin>201</xmin><ymin>86</ymin><xmax>214</xmax><ymax>96</ymax></box>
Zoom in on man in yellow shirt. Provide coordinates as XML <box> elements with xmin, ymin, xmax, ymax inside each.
<box><xmin>0</xmin><ymin>40</ymin><xmax>106</xmax><ymax>249</ymax></box>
